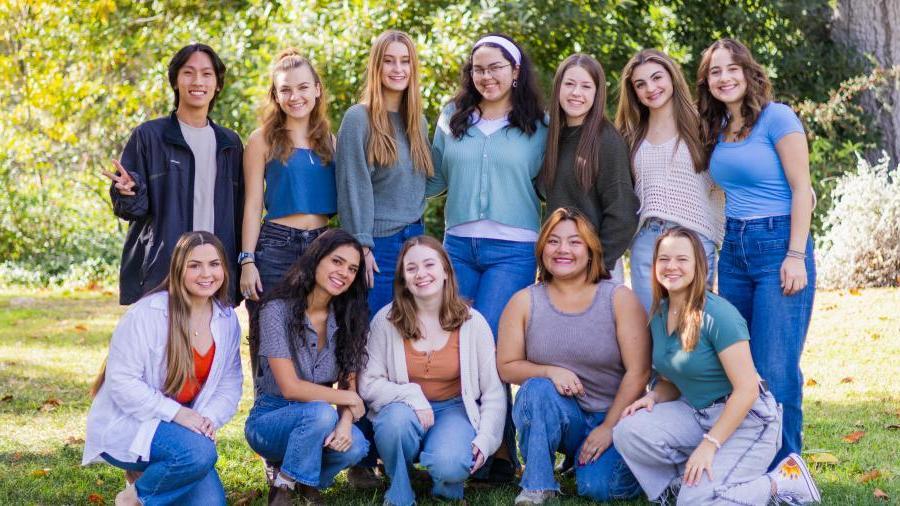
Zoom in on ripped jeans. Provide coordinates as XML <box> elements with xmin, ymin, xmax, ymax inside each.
<box><xmin>613</xmin><ymin>388</ymin><xmax>781</xmax><ymax>505</ymax></box>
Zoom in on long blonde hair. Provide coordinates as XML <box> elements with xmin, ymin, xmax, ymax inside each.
<box><xmin>360</xmin><ymin>30</ymin><xmax>433</xmax><ymax>175</ymax></box>
<box><xmin>91</xmin><ymin>232</ymin><xmax>231</xmax><ymax>397</ymax></box>
<box><xmin>650</xmin><ymin>227</ymin><xmax>707</xmax><ymax>352</ymax></box>
<box><xmin>615</xmin><ymin>49</ymin><xmax>706</xmax><ymax>172</ymax></box>
<box><xmin>388</xmin><ymin>236</ymin><xmax>470</xmax><ymax>340</ymax></box>
<box><xmin>261</xmin><ymin>48</ymin><xmax>334</xmax><ymax>164</ymax></box>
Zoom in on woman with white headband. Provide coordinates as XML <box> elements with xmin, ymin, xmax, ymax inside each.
<box><xmin>427</xmin><ymin>32</ymin><xmax>546</xmax><ymax>483</ymax></box>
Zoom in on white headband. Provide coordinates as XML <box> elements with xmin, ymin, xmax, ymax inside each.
<box><xmin>472</xmin><ymin>36</ymin><xmax>521</xmax><ymax>65</ymax></box>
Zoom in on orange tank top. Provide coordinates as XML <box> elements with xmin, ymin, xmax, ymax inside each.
<box><xmin>175</xmin><ymin>341</ymin><xmax>216</xmax><ymax>405</ymax></box>
<box><xmin>404</xmin><ymin>329</ymin><xmax>461</xmax><ymax>401</ymax></box>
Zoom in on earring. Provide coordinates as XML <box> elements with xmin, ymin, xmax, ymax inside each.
<box><xmin>512</xmin><ymin>79</ymin><xmax>518</xmax><ymax>88</ymax></box>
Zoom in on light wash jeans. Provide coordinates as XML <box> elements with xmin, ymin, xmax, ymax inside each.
<box><xmin>613</xmin><ymin>388</ymin><xmax>781</xmax><ymax>505</ymax></box>
<box><xmin>101</xmin><ymin>421</ymin><xmax>224</xmax><ymax>506</ymax></box>
<box><xmin>718</xmin><ymin>215</ymin><xmax>815</xmax><ymax>465</ymax></box>
<box><xmin>512</xmin><ymin>378</ymin><xmax>641</xmax><ymax>501</ymax></box>
<box><xmin>373</xmin><ymin>398</ymin><xmax>476</xmax><ymax>506</ymax></box>
<box><xmin>630</xmin><ymin>218</ymin><xmax>717</xmax><ymax>314</ymax></box>
<box><xmin>244</xmin><ymin>395</ymin><xmax>368</xmax><ymax>488</ymax></box>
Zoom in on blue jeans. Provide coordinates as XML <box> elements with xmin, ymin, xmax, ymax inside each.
<box><xmin>513</xmin><ymin>378</ymin><xmax>641</xmax><ymax>501</ymax></box>
<box><xmin>630</xmin><ymin>218</ymin><xmax>717</xmax><ymax>314</ymax></box>
<box><xmin>443</xmin><ymin>234</ymin><xmax>536</xmax><ymax>472</ymax></box>
<box><xmin>718</xmin><ymin>215</ymin><xmax>815</xmax><ymax>465</ymax></box>
<box><xmin>244</xmin><ymin>395</ymin><xmax>369</xmax><ymax>488</ymax></box>
<box><xmin>369</xmin><ymin>221</ymin><xmax>425</xmax><ymax>319</ymax></box>
<box><xmin>248</xmin><ymin>222</ymin><xmax>327</xmax><ymax>382</ymax></box>
<box><xmin>101</xmin><ymin>422</ymin><xmax>223</xmax><ymax>506</ymax></box>
<box><xmin>374</xmin><ymin>398</ymin><xmax>476</xmax><ymax>506</ymax></box>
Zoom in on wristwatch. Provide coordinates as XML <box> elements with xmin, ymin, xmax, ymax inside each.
<box><xmin>238</xmin><ymin>251</ymin><xmax>255</xmax><ymax>265</ymax></box>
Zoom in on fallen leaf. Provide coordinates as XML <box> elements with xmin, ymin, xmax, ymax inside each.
<box><xmin>102</xmin><ymin>290</ymin><xmax>114</xmax><ymax>296</ymax></box>
<box><xmin>1</xmin><ymin>394</ymin><xmax>12</xmax><ymax>402</ymax></box>
<box><xmin>805</xmin><ymin>378</ymin><xmax>818</xmax><ymax>387</ymax></box>
<box><xmin>88</xmin><ymin>493</ymin><xmax>103</xmax><ymax>504</ymax></box>
<box><xmin>229</xmin><ymin>489</ymin><xmax>261</xmax><ymax>506</ymax></box>
<box><xmin>849</xmin><ymin>287</ymin><xmax>861</xmax><ymax>295</ymax></box>
<box><xmin>840</xmin><ymin>377</ymin><xmax>854</xmax><ymax>384</ymax></box>
<box><xmin>40</xmin><ymin>398</ymin><xmax>62</xmax><ymax>412</ymax></box>
<box><xmin>874</xmin><ymin>488</ymin><xmax>889</xmax><ymax>501</ymax></box>
<box><xmin>12</xmin><ymin>452</ymin><xmax>22</xmax><ymax>462</ymax></box>
<box><xmin>859</xmin><ymin>469</ymin><xmax>882</xmax><ymax>483</ymax></box>
<box><xmin>842</xmin><ymin>430</ymin><xmax>865</xmax><ymax>443</ymax></box>
<box><xmin>64</xmin><ymin>436</ymin><xmax>84</xmax><ymax>445</ymax></box>
<box><xmin>886</xmin><ymin>424</ymin><xmax>900</xmax><ymax>430</ymax></box>
<box><xmin>74</xmin><ymin>324</ymin><xmax>88</xmax><ymax>332</ymax></box>
<box><xmin>806</xmin><ymin>452</ymin><xmax>839</xmax><ymax>465</ymax></box>
<box><xmin>95</xmin><ymin>479</ymin><xmax>104</xmax><ymax>486</ymax></box>
<box><xmin>31</xmin><ymin>468</ymin><xmax>50</xmax><ymax>477</ymax></box>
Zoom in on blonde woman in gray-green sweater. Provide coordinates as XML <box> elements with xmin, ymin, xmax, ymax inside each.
<box><xmin>336</xmin><ymin>30</ymin><xmax>434</xmax><ymax>320</ymax></box>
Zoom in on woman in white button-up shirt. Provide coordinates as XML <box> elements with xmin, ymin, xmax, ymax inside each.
<box><xmin>83</xmin><ymin>231</ymin><xmax>243</xmax><ymax>506</ymax></box>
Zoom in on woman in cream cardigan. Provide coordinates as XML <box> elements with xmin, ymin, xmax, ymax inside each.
<box><xmin>359</xmin><ymin>235</ymin><xmax>506</xmax><ymax>506</ymax></box>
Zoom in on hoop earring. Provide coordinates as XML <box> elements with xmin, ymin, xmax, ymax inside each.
<box><xmin>512</xmin><ymin>79</ymin><xmax>518</xmax><ymax>88</ymax></box>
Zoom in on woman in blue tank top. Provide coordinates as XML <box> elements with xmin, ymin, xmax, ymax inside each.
<box><xmin>497</xmin><ymin>207</ymin><xmax>649</xmax><ymax>504</ymax></box>
<box><xmin>696</xmin><ymin>38</ymin><xmax>816</xmax><ymax>466</ymax></box>
<box><xmin>239</xmin><ymin>48</ymin><xmax>337</xmax><ymax>402</ymax></box>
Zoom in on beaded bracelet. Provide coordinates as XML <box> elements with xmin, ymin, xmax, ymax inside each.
<box><xmin>785</xmin><ymin>249</ymin><xmax>807</xmax><ymax>259</ymax></box>
<box><xmin>702</xmin><ymin>433</ymin><xmax>722</xmax><ymax>449</ymax></box>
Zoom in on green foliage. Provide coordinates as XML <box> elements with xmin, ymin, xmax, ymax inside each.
<box><xmin>0</xmin><ymin>0</ymin><xmax>887</xmax><ymax>284</ymax></box>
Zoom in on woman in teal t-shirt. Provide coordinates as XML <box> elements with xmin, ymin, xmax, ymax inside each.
<box><xmin>613</xmin><ymin>227</ymin><xmax>820</xmax><ymax>506</ymax></box>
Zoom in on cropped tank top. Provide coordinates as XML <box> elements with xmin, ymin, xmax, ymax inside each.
<box><xmin>265</xmin><ymin>148</ymin><xmax>337</xmax><ymax>220</ymax></box>
<box><xmin>525</xmin><ymin>281</ymin><xmax>625</xmax><ymax>412</ymax></box>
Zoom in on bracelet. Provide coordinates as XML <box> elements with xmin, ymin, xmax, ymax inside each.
<box><xmin>785</xmin><ymin>249</ymin><xmax>807</xmax><ymax>259</ymax></box>
<box><xmin>240</xmin><ymin>260</ymin><xmax>255</xmax><ymax>266</ymax></box>
<box><xmin>702</xmin><ymin>433</ymin><xmax>722</xmax><ymax>449</ymax></box>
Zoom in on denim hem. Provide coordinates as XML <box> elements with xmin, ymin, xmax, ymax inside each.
<box><xmin>277</xmin><ymin>467</ymin><xmax>321</xmax><ymax>489</ymax></box>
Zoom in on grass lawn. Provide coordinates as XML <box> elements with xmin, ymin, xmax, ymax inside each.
<box><xmin>0</xmin><ymin>287</ymin><xmax>897</xmax><ymax>505</ymax></box>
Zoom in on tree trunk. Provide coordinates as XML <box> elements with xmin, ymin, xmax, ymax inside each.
<box><xmin>832</xmin><ymin>0</ymin><xmax>900</xmax><ymax>163</ymax></box>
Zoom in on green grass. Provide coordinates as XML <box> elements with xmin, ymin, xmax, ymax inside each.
<box><xmin>0</xmin><ymin>287</ymin><xmax>897</xmax><ymax>505</ymax></box>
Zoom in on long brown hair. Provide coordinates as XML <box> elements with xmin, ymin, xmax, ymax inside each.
<box><xmin>540</xmin><ymin>54</ymin><xmax>609</xmax><ymax>191</ymax></box>
<box><xmin>388</xmin><ymin>236</ymin><xmax>470</xmax><ymax>340</ymax></box>
<box><xmin>535</xmin><ymin>207</ymin><xmax>610</xmax><ymax>284</ymax></box>
<box><xmin>261</xmin><ymin>48</ymin><xmax>334</xmax><ymax>164</ymax></box>
<box><xmin>360</xmin><ymin>30</ymin><xmax>433</xmax><ymax>175</ymax></box>
<box><xmin>650</xmin><ymin>227</ymin><xmax>707</xmax><ymax>352</ymax></box>
<box><xmin>696</xmin><ymin>38</ymin><xmax>773</xmax><ymax>161</ymax></box>
<box><xmin>615</xmin><ymin>49</ymin><xmax>707</xmax><ymax>172</ymax></box>
<box><xmin>91</xmin><ymin>232</ymin><xmax>231</xmax><ymax>397</ymax></box>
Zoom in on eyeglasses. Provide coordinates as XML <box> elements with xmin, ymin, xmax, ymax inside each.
<box><xmin>471</xmin><ymin>63</ymin><xmax>511</xmax><ymax>78</ymax></box>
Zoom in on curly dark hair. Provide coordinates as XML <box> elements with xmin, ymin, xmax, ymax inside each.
<box><xmin>256</xmin><ymin>229</ymin><xmax>369</xmax><ymax>388</ymax></box>
<box><xmin>448</xmin><ymin>33</ymin><xmax>545</xmax><ymax>139</ymax></box>
<box><xmin>696</xmin><ymin>38</ymin><xmax>773</xmax><ymax>163</ymax></box>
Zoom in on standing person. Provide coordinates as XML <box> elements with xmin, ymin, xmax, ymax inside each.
<box><xmin>359</xmin><ymin>236</ymin><xmax>506</xmax><ymax>506</ymax></box>
<box><xmin>539</xmin><ymin>54</ymin><xmax>639</xmax><ymax>282</ymax></box>
<box><xmin>243</xmin><ymin>229</ymin><xmax>371</xmax><ymax>506</ymax></box>
<box><xmin>427</xmin><ymin>34</ymin><xmax>546</xmax><ymax>481</ymax></box>
<box><xmin>104</xmin><ymin>44</ymin><xmax>244</xmax><ymax>306</ymax></box>
<box><xmin>697</xmin><ymin>38</ymin><xmax>816</xmax><ymax>464</ymax></box>
<box><xmin>615</xmin><ymin>49</ymin><xmax>724</xmax><ymax>312</ymax></box>
<box><xmin>613</xmin><ymin>227</ymin><xmax>820</xmax><ymax>505</ymax></box>
<box><xmin>336</xmin><ymin>30</ymin><xmax>434</xmax><ymax>319</ymax></box>
<box><xmin>83</xmin><ymin>231</ymin><xmax>243</xmax><ymax>506</ymax></box>
<box><xmin>239</xmin><ymin>48</ymin><xmax>336</xmax><ymax>381</ymax></box>
<box><xmin>497</xmin><ymin>208</ymin><xmax>649</xmax><ymax>505</ymax></box>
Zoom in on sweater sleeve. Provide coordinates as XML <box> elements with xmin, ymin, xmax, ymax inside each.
<box><xmin>596</xmin><ymin>129</ymin><xmax>640</xmax><ymax>269</ymax></box>
<box><xmin>197</xmin><ymin>314</ymin><xmax>244</xmax><ymax>428</ymax></box>
<box><xmin>110</xmin><ymin>126</ymin><xmax>151</xmax><ymax>221</ymax></box>
<box><xmin>336</xmin><ymin>105</ymin><xmax>377</xmax><ymax>248</ymax></box>
<box><xmin>470</xmin><ymin>312</ymin><xmax>507</xmax><ymax>457</ymax></box>
<box><xmin>358</xmin><ymin>309</ymin><xmax>430</xmax><ymax>413</ymax></box>
<box><xmin>105</xmin><ymin>307</ymin><xmax>182</xmax><ymax>424</ymax></box>
<box><xmin>425</xmin><ymin>109</ymin><xmax>449</xmax><ymax>198</ymax></box>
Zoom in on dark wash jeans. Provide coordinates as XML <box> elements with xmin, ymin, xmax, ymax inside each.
<box><xmin>718</xmin><ymin>214</ymin><xmax>815</xmax><ymax>465</ymax></box>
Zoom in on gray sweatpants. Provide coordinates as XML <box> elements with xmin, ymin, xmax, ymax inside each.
<box><xmin>612</xmin><ymin>390</ymin><xmax>781</xmax><ymax>505</ymax></box>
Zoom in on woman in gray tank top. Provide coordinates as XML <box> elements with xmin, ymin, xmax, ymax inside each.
<box><xmin>497</xmin><ymin>207</ymin><xmax>651</xmax><ymax>505</ymax></box>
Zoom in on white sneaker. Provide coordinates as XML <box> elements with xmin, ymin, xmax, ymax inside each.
<box><xmin>770</xmin><ymin>453</ymin><xmax>821</xmax><ymax>504</ymax></box>
<box><xmin>514</xmin><ymin>488</ymin><xmax>556</xmax><ymax>505</ymax></box>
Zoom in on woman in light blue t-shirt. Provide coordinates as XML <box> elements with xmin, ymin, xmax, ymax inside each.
<box><xmin>696</xmin><ymin>38</ymin><xmax>815</xmax><ymax>467</ymax></box>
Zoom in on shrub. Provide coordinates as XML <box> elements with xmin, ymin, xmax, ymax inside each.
<box><xmin>816</xmin><ymin>155</ymin><xmax>900</xmax><ymax>289</ymax></box>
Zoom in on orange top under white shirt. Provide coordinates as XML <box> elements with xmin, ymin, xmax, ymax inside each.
<box><xmin>176</xmin><ymin>342</ymin><xmax>217</xmax><ymax>405</ymax></box>
<box><xmin>403</xmin><ymin>329</ymin><xmax>461</xmax><ymax>401</ymax></box>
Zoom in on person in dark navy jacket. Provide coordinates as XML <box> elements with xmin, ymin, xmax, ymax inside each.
<box><xmin>104</xmin><ymin>43</ymin><xmax>243</xmax><ymax>305</ymax></box>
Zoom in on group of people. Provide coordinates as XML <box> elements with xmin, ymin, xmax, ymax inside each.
<box><xmin>87</xmin><ymin>29</ymin><xmax>821</xmax><ymax>506</ymax></box>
